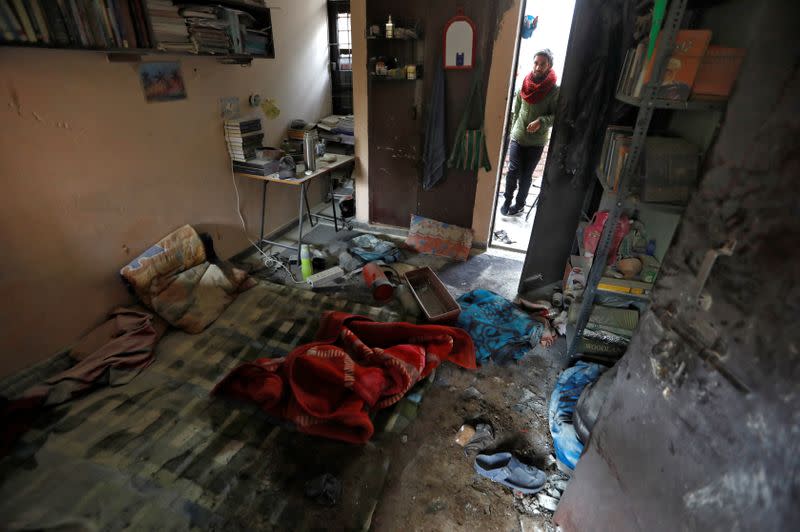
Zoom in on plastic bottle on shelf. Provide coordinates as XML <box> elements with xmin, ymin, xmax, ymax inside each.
<box><xmin>386</xmin><ymin>15</ymin><xmax>394</xmax><ymax>38</ymax></box>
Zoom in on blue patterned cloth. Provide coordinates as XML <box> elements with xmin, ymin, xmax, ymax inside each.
<box><xmin>456</xmin><ymin>289</ymin><xmax>543</xmax><ymax>362</ymax></box>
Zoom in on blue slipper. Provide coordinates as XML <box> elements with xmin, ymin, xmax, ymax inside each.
<box><xmin>474</xmin><ymin>452</ymin><xmax>546</xmax><ymax>494</ymax></box>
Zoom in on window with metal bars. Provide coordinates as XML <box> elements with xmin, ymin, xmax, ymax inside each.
<box><xmin>328</xmin><ymin>1</ymin><xmax>353</xmax><ymax>114</ymax></box>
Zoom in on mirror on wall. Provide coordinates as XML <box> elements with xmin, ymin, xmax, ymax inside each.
<box><xmin>443</xmin><ymin>14</ymin><xmax>476</xmax><ymax>70</ymax></box>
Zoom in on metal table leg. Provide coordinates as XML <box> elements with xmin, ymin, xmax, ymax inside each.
<box><xmin>258</xmin><ymin>180</ymin><xmax>267</xmax><ymax>249</ymax></box>
<box><xmin>297</xmin><ymin>181</ymin><xmax>306</xmax><ymax>264</ymax></box>
<box><xmin>303</xmin><ymin>183</ymin><xmax>317</xmax><ymax>228</ymax></box>
<box><xmin>329</xmin><ymin>170</ymin><xmax>339</xmax><ymax>232</ymax></box>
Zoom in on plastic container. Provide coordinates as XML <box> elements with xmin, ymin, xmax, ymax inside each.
<box><xmin>403</xmin><ymin>267</ymin><xmax>460</xmax><ymax>323</ymax></box>
<box><xmin>300</xmin><ymin>245</ymin><xmax>313</xmax><ymax>280</ymax></box>
<box><xmin>363</xmin><ymin>262</ymin><xmax>394</xmax><ymax>302</ymax></box>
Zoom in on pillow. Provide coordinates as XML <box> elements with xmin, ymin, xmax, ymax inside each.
<box><xmin>405</xmin><ymin>215</ymin><xmax>473</xmax><ymax>261</ymax></box>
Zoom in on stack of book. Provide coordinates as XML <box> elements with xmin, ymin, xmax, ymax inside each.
<box><xmin>224</xmin><ymin>117</ymin><xmax>264</xmax><ymax>163</ymax></box>
<box><xmin>232</xmin><ymin>157</ymin><xmax>281</xmax><ymax>177</ymax></box>
<box><xmin>179</xmin><ymin>4</ymin><xmax>230</xmax><ymax>54</ymax></box>
<box><xmin>145</xmin><ymin>0</ymin><xmax>191</xmax><ymax>52</ymax></box>
<box><xmin>0</xmin><ymin>0</ymin><xmax>153</xmax><ymax>48</ymax></box>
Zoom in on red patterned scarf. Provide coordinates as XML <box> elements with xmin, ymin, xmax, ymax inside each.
<box><xmin>520</xmin><ymin>68</ymin><xmax>557</xmax><ymax>105</ymax></box>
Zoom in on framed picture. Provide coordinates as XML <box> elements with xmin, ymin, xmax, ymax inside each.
<box><xmin>139</xmin><ymin>62</ymin><xmax>187</xmax><ymax>102</ymax></box>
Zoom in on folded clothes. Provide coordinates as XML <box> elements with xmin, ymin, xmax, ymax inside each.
<box><xmin>213</xmin><ymin>312</ymin><xmax>476</xmax><ymax>443</ymax></box>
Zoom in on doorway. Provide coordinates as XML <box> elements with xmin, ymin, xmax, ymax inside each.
<box><xmin>489</xmin><ymin>0</ymin><xmax>576</xmax><ymax>252</ymax></box>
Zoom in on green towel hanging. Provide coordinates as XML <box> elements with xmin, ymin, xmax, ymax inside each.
<box><xmin>448</xmin><ymin>67</ymin><xmax>492</xmax><ymax>172</ymax></box>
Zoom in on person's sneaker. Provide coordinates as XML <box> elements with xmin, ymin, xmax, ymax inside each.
<box><xmin>500</xmin><ymin>202</ymin><xmax>511</xmax><ymax>216</ymax></box>
<box><xmin>508</xmin><ymin>204</ymin><xmax>524</xmax><ymax>216</ymax></box>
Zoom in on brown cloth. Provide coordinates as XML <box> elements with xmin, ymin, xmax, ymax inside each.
<box><xmin>27</xmin><ymin>307</ymin><xmax>167</xmax><ymax>405</ymax></box>
<box><xmin>1</xmin><ymin>308</ymin><xmax>166</xmax><ymax>455</ymax></box>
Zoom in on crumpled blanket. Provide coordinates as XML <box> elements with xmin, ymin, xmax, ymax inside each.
<box><xmin>456</xmin><ymin>289</ymin><xmax>544</xmax><ymax>363</ymax></box>
<box><xmin>120</xmin><ymin>224</ymin><xmax>255</xmax><ymax>333</ymax></box>
<box><xmin>212</xmin><ymin>312</ymin><xmax>476</xmax><ymax>443</ymax></box>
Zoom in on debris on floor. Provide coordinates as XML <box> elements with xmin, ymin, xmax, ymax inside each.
<box><xmin>455</xmin><ymin>424</ymin><xmax>477</xmax><ymax>446</ymax></box>
<box><xmin>349</xmin><ymin>233</ymin><xmax>401</xmax><ymax>263</ymax></box>
<box><xmin>305</xmin><ymin>473</ymin><xmax>342</xmax><ymax>506</ymax></box>
<box><xmin>493</xmin><ymin>229</ymin><xmax>516</xmax><ymax>245</ymax></box>
<box><xmin>463</xmin><ymin>422</ymin><xmax>495</xmax><ymax>456</ymax></box>
<box><xmin>514</xmin><ymin>473</ymin><xmax>571</xmax><ymax>516</ymax></box>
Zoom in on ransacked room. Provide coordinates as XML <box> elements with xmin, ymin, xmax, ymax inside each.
<box><xmin>0</xmin><ymin>0</ymin><xmax>797</xmax><ymax>530</ymax></box>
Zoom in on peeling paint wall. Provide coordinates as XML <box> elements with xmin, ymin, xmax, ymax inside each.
<box><xmin>0</xmin><ymin>0</ymin><xmax>332</xmax><ymax>377</ymax></box>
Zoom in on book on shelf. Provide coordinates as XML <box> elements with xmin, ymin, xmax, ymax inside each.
<box><xmin>596</xmin><ymin>127</ymin><xmax>699</xmax><ymax>203</ymax></box>
<box><xmin>0</xmin><ymin>0</ymin><xmax>155</xmax><ymax>48</ymax></box>
<box><xmin>598</xmin><ymin>126</ymin><xmax>632</xmax><ymax>191</ymax></box>
<box><xmin>637</xmin><ymin>29</ymin><xmax>711</xmax><ymax>100</ymax></box>
<box><xmin>639</xmin><ymin>136</ymin><xmax>699</xmax><ymax>203</ymax></box>
<box><xmin>692</xmin><ymin>45</ymin><xmax>745</xmax><ymax>97</ymax></box>
<box><xmin>1</xmin><ymin>0</ymin><xmax>270</xmax><ymax>57</ymax></box>
<box><xmin>617</xmin><ymin>30</ymin><xmax>713</xmax><ymax>101</ymax></box>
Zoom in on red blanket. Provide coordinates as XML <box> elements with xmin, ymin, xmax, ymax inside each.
<box><xmin>212</xmin><ymin>312</ymin><xmax>476</xmax><ymax>443</ymax></box>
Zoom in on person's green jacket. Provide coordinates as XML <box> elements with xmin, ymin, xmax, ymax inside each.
<box><xmin>509</xmin><ymin>85</ymin><xmax>559</xmax><ymax>147</ymax></box>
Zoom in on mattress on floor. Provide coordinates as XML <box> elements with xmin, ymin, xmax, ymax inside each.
<box><xmin>0</xmin><ymin>281</ymin><xmax>400</xmax><ymax>531</ymax></box>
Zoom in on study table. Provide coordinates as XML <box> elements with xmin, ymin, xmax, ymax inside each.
<box><xmin>235</xmin><ymin>154</ymin><xmax>356</xmax><ymax>263</ymax></box>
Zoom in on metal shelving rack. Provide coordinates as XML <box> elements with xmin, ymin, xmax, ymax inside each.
<box><xmin>567</xmin><ymin>0</ymin><xmax>697</xmax><ymax>358</ymax></box>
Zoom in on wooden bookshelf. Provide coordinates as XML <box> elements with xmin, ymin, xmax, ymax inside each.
<box><xmin>0</xmin><ymin>0</ymin><xmax>274</xmax><ymax>64</ymax></box>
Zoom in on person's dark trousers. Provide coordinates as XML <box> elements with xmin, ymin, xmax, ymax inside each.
<box><xmin>504</xmin><ymin>140</ymin><xmax>545</xmax><ymax>208</ymax></box>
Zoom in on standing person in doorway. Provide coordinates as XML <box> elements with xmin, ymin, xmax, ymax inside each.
<box><xmin>502</xmin><ymin>49</ymin><xmax>559</xmax><ymax>216</ymax></box>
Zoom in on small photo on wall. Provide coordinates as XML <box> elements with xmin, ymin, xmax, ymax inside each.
<box><xmin>139</xmin><ymin>62</ymin><xmax>187</xmax><ymax>102</ymax></box>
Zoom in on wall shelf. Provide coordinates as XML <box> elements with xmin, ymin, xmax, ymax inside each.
<box><xmin>594</xmin><ymin>167</ymin><xmax>687</xmax><ymax>215</ymax></box>
<box><xmin>616</xmin><ymin>92</ymin><xmax>727</xmax><ymax>111</ymax></box>
<box><xmin>369</xmin><ymin>75</ymin><xmax>423</xmax><ymax>81</ymax></box>
<box><xmin>0</xmin><ymin>0</ymin><xmax>274</xmax><ymax>64</ymax></box>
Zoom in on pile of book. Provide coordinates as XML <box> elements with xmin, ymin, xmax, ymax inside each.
<box><xmin>224</xmin><ymin>117</ymin><xmax>264</xmax><ymax>163</ymax></box>
<box><xmin>617</xmin><ymin>29</ymin><xmax>745</xmax><ymax>101</ymax></box>
<box><xmin>0</xmin><ymin>0</ymin><xmax>153</xmax><ymax>48</ymax></box>
<box><xmin>145</xmin><ymin>0</ymin><xmax>191</xmax><ymax>52</ymax></box>
<box><xmin>179</xmin><ymin>4</ymin><xmax>229</xmax><ymax>54</ymax></box>
<box><xmin>317</xmin><ymin>115</ymin><xmax>355</xmax><ymax>146</ymax></box>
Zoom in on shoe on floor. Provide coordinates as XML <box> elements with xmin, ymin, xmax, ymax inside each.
<box><xmin>508</xmin><ymin>204</ymin><xmax>524</xmax><ymax>216</ymax></box>
<box><xmin>474</xmin><ymin>452</ymin><xmax>547</xmax><ymax>494</ymax></box>
<box><xmin>500</xmin><ymin>202</ymin><xmax>511</xmax><ymax>216</ymax></box>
